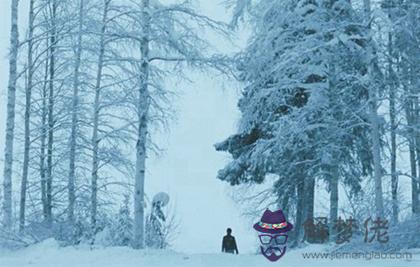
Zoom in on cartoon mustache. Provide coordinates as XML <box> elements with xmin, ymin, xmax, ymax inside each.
<box><xmin>261</xmin><ymin>246</ymin><xmax>286</xmax><ymax>261</ymax></box>
<box><xmin>263</xmin><ymin>246</ymin><xmax>283</xmax><ymax>255</ymax></box>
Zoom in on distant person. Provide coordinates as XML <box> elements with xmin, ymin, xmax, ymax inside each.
<box><xmin>222</xmin><ymin>228</ymin><xmax>239</xmax><ymax>254</ymax></box>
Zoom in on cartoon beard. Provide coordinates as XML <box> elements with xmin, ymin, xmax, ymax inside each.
<box><xmin>260</xmin><ymin>245</ymin><xmax>286</xmax><ymax>262</ymax></box>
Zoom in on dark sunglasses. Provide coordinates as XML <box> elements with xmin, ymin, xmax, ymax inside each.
<box><xmin>259</xmin><ymin>234</ymin><xmax>288</xmax><ymax>245</ymax></box>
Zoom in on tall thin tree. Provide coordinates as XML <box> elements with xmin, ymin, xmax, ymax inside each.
<box><xmin>91</xmin><ymin>0</ymin><xmax>111</xmax><ymax>232</ymax></box>
<box><xmin>2</xmin><ymin>0</ymin><xmax>19</xmax><ymax>229</ymax></box>
<box><xmin>46</xmin><ymin>0</ymin><xmax>58</xmax><ymax>224</ymax></box>
<box><xmin>68</xmin><ymin>0</ymin><xmax>85</xmax><ymax>224</ymax></box>
<box><xmin>133</xmin><ymin>0</ymin><xmax>151</xmax><ymax>249</ymax></box>
<box><xmin>364</xmin><ymin>0</ymin><xmax>385</xmax><ymax>218</ymax></box>
<box><xmin>20</xmin><ymin>0</ymin><xmax>36</xmax><ymax>232</ymax></box>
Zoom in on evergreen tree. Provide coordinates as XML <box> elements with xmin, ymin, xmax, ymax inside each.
<box><xmin>216</xmin><ymin>0</ymin><xmax>378</xmax><ymax>243</ymax></box>
<box><xmin>145</xmin><ymin>201</ymin><xmax>166</xmax><ymax>249</ymax></box>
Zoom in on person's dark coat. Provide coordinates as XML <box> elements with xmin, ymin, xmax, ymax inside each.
<box><xmin>222</xmin><ymin>234</ymin><xmax>239</xmax><ymax>254</ymax></box>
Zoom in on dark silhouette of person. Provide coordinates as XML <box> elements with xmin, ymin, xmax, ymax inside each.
<box><xmin>222</xmin><ymin>228</ymin><xmax>239</xmax><ymax>254</ymax></box>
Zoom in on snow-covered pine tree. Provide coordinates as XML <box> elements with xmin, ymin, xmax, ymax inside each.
<box><xmin>145</xmin><ymin>201</ymin><xmax>166</xmax><ymax>249</ymax></box>
<box><xmin>390</xmin><ymin>0</ymin><xmax>420</xmax><ymax>215</ymax></box>
<box><xmin>381</xmin><ymin>0</ymin><xmax>399</xmax><ymax>222</ymax></box>
<box><xmin>216</xmin><ymin>0</ymin><xmax>377</xmax><ymax>243</ymax></box>
<box><xmin>362</xmin><ymin>0</ymin><xmax>385</xmax><ymax>220</ymax></box>
<box><xmin>111</xmin><ymin>194</ymin><xmax>133</xmax><ymax>246</ymax></box>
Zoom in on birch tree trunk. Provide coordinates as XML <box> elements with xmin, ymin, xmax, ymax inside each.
<box><xmin>46</xmin><ymin>0</ymin><xmax>58</xmax><ymax>224</ymax></box>
<box><xmin>91</xmin><ymin>0</ymin><xmax>110</xmax><ymax>232</ymax></box>
<box><xmin>68</xmin><ymin>0</ymin><xmax>85</xmax><ymax>224</ymax></box>
<box><xmin>2</xmin><ymin>0</ymin><xmax>19</xmax><ymax>229</ymax></box>
<box><xmin>133</xmin><ymin>0</ymin><xmax>151</xmax><ymax>249</ymax></box>
<box><xmin>20</xmin><ymin>0</ymin><xmax>35</xmax><ymax>232</ymax></box>
<box><xmin>364</xmin><ymin>0</ymin><xmax>384</xmax><ymax>219</ymax></box>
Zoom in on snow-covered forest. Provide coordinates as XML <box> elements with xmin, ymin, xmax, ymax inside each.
<box><xmin>0</xmin><ymin>0</ymin><xmax>419</xmax><ymax>266</ymax></box>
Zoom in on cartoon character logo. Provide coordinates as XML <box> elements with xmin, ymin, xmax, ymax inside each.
<box><xmin>253</xmin><ymin>209</ymin><xmax>293</xmax><ymax>262</ymax></box>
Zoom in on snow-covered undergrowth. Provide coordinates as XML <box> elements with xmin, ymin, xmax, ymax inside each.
<box><xmin>0</xmin><ymin>239</ymin><xmax>418</xmax><ymax>267</ymax></box>
<box><xmin>335</xmin><ymin>217</ymin><xmax>420</xmax><ymax>253</ymax></box>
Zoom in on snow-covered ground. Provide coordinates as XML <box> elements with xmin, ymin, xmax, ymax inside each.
<box><xmin>0</xmin><ymin>239</ymin><xmax>418</xmax><ymax>267</ymax></box>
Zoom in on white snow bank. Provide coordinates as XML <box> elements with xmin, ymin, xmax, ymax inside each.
<box><xmin>0</xmin><ymin>239</ymin><xmax>418</xmax><ymax>267</ymax></box>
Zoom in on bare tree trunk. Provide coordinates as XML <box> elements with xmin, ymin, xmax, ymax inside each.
<box><xmin>91</xmin><ymin>0</ymin><xmax>110</xmax><ymax>233</ymax></box>
<box><xmin>402</xmin><ymin>55</ymin><xmax>419</xmax><ymax>214</ymax></box>
<box><xmin>292</xmin><ymin>177</ymin><xmax>305</xmax><ymax>247</ymax></box>
<box><xmin>20</xmin><ymin>0</ymin><xmax>35</xmax><ymax>232</ymax></box>
<box><xmin>364</xmin><ymin>0</ymin><xmax>384</xmax><ymax>219</ymax></box>
<box><xmin>304</xmin><ymin>176</ymin><xmax>315</xmax><ymax>221</ymax></box>
<box><xmin>406</xmin><ymin>99</ymin><xmax>418</xmax><ymax>214</ymax></box>
<box><xmin>2</xmin><ymin>0</ymin><xmax>19</xmax><ymax>229</ymax></box>
<box><xmin>329</xmin><ymin>168</ymin><xmax>338</xmax><ymax>241</ymax></box>
<box><xmin>409</xmin><ymin>140</ymin><xmax>418</xmax><ymax>214</ymax></box>
<box><xmin>46</xmin><ymin>0</ymin><xmax>58</xmax><ymax>225</ymax></box>
<box><xmin>411</xmin><ymin>73</ymin><xmax>420</xmax><ymax>215</ymax></box>
<box><xmin>410</xmin><ymin>4</ymin><xmax>420</xmax><ymax>213</ymax></box>
<box><xmin>328</xmin><ymin>56</ymin><xmax>339</xmax><ymax>237</ymax></box>
<box><xmin>68</xmin><ymin>0</ymin><xmax>85</xmax><ymax>224</ymax></box>
<box><xmin>133</xmin><ymin>0</ymin><xmax>151</xmax><ymax>249</ymax></box>
<box><xmin>371</xmin><ymin>94</ymin><xmax>385</xmax><ymax>218</ymax></box>
<box><xmin>278</xmin><ymin>184</ymin><xmax>292</xmax><ymax>216</ymax></box>
<box><xmin>388</xmin><ymin>32</ymin><xmax>398</xmax><ymax>222</ymax></box>
<box><xmin>40</xmin><ymin>40</ymin><xmax>49</xmax><ymax>221</ymax></box>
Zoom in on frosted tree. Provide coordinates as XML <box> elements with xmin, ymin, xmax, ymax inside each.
<box><xmin>217</xmin><ymin>0</ymin><xmax>379</xmax><ymax>243</ymax></box>
<box><xmin>89</xmin><ymin>0</ymin><xmax>140</xmax><ymax>235</ymax></box>
<box><xmin>19</xmin><ymin>0</ymin><xmax>36</xmax><ymax>232</ymax></box>
<box><xmin>16</xmin><ymin>0</ymin><xmax>97</xmax><ymax>231</ymax></box>
<box><xmin>68</xmin><ymin>0</ymin><xmax>86</xmax><ymax>225</ymax></box>
<box><xmin>145</xmin><ymin>194</ymin><xmax>167</xmax><ymax>249</ymax></box>
<box><xmin>102</xmin><ymin>0</ymin><xmax>229</xmax><ymax>249</ymax></box>
<box><xmin>46</xmin><ymin>0</ymin><xmax>58</xmax><ymax>225</ymax></box>
<box><xmin>2</xmin><ymin>0</ymin><xmax>19</xmax><ymax>230</ymax></box>
<box><xmin>389</xmin><ymin>0</ymin><xmax>420</xmax><ymax>215</ymax></box>
<box><xmin>90</xmin><ymin>0</ymin><xmax>111</xmax><ymax>235</ymax></box>
<box><xmin>362</xmin><ymin>0</ymin><xmax>385</xmax><ymax>220</ymax></box>
<box><xmin>382</xmin><ymin>0</ymin><xmax>399</xmax><ymax>221</ymax></box>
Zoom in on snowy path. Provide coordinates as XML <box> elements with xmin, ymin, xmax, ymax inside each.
<box><xmin>0</xmin><ymin>240</ymin><xmax>418</xmax><ymax>267</ymax></box>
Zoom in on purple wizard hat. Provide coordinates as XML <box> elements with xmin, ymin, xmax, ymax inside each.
<box><xmin>253</xmin><ymin>209</ymin><xmax>293</xmax><ymax>234</ymax></box>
